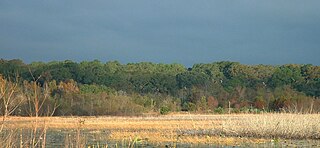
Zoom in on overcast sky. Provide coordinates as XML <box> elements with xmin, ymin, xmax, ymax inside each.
<box><xmin>0</xmin><ymin>0</ymin><xmax>319</xmax><ymax>66</ymax></box>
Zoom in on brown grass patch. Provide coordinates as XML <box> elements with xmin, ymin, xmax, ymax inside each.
<box><xmin>1</xmin><ymin>113</ymin><xmax>320</xmax><ymax>146</ymax></box>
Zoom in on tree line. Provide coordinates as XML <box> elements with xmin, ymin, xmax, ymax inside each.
<box><xmin>0</xmin><ymin>59</ymin><xmax>319</xmax><ymax>116</ymax></box>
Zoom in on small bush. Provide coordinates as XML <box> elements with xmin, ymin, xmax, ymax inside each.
<box><xmin>160</xmin><ymin>106</ymin><xmax>170</xmax><ymax>115</ymax></box>
<box><xmin>214</xmin><ymin>107</ymin><xmax>225</xmax><ymax>114</ymax></box>
<box><xmin>187</xmin><ymin>102</ymin><xmax>196</xmax><ymax>112</ymax></box>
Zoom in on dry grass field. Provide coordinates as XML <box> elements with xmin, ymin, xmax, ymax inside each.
<box><xmin>1</xmin><ymin>113</ymin><xmax>320</xmax><ymax>147</ymax></box>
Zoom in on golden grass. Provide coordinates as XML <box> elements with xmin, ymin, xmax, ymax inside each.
<box><xmin>109</xmin><ymin>130</ymin><xmax>268</xmax><ymax>146</ymax></box>
<box><xmin>1</xmin><ymin>113</ymin><xmax>320</xmax><ymax>146</ymax></box>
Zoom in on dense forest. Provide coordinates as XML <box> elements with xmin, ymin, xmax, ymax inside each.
<box><xmin>0</xmin><ymin>59</ymin><xmax>319</xmax><ymax>116</ymax></box>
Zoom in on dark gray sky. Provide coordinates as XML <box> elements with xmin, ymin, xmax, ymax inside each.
<box><xmin>1</xmin><ymin>0</ymin><xmax>320</xmax><ymax>66</ymax></box>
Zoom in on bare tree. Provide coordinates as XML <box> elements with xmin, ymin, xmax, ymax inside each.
<box><xmin>0</xmin><ymin>74</ymin><xmax>21</xmax><ymax>132</ymax></box>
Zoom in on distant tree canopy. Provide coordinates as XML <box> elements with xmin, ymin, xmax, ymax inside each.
<box><xmin>0</xmin><ymin>59</ymin><xmax>319</xmax><ymax>116</ymax></box>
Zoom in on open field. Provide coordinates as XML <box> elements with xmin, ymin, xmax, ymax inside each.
<box><xmin>1</xmin><ymin>113</ymin><xmax>320</xmax><ymax>147</ymax></box>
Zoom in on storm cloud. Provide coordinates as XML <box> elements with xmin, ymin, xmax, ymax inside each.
<box><xmin>1</xmin><ymin>0</ymin><xmax>320</xmax><ymax>66</ymax></box>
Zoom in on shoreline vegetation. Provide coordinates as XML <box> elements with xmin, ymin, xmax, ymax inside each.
<box><xmin>0</xmin><ymin>113</ymin><xmax>320</xmax><ymax>147</ymax></box>
<box><xmin>0</xmin><ymin>59</ymin><xmax>319</xmax><ymax>117</ymax></box>
<box><xmin>0</xmin><ymin>59</ymin><xmax>319</xmax><ymax>146</ymax></box>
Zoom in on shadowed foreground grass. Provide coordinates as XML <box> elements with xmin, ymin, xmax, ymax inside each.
<box><xmin>1</xmin><ymin>113</ymin><xmax>320</xmax><ymax>147</ymax></box>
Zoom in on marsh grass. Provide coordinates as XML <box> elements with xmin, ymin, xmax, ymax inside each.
<box><xmin>0</xmin><ymin>113</ymin><xmax>319</xmax><ymax>147</ymax></box>
<box><xmin>218</xmin><ymin>113</ymin><xmax>320</xmax><ymax>139</ymax></box>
